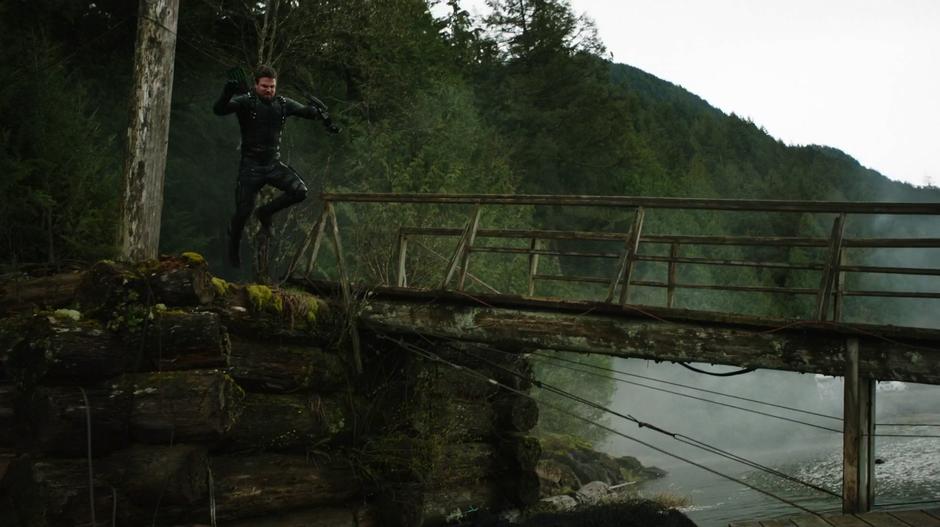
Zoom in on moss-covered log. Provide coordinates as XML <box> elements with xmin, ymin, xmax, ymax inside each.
<box><xmin>228</xmin><ymin>338</ymin><xmax>346</xmax><ymax>393</ymax></box>
<box><xmin>130</xmin><ymin>309</ymin><xmax>229</xmax><ymax>370</ymax></box>
<box><xmin>216</xmin><ymin>284</ymin><xmax>330</xmax><ymax>345</ymax></box>
<box><xmin>411</xmin><ymin>393</ymin><xmax>538</xmax><ymax>441</ymax></box>
<box><xmin>433</xmin><ymin>342</ymin><xmax>534</xmax><ymax>392</ymax></box>
<box><xmin>226</xmin><ymin>393</ymin><xmax>352</xmax><ymax>452</ymax></box>
<box><xmin>28</xmin><ymin>384</ymin><xmax>131</xmax><ymax>457</ymax></box>
<box><xmin>494</xmin><ymin>394</ymin><xmax>539</xmax><ymax>433</ymax></box>
<box><xmin>205</xmin><ymin>453</ymin><xmax>361</xmax><ymax>522</ymax></box>
<box><xmin>25</xmin><ymin>458</ymin><xmax>117</xmax><ymax>526</ymax></box>
<box><xmin>362</xmin><ymin>298</ymin><xmax>940</xmax><ymax>384</ymax></box>
<box><xmin>0</xmin><ymin>271</ymin><xmax>83</xmax><ymax>315</ymax></box>
<box><xmin>5</xmin><ymin>316</ymin><xmax>126</xmax><ymax>385</ymax></box>
<box><xmin>77</xmin><ymin>257</ymin><xmax>216</xmax><ymax>316</ymax></box>
<box><xmin>380</xmin><ymin>481</ymin><xmax>504</xmax><ymax>527</ymax></box>
<box><xmin>500</xmin><ymin>434</ymin><xmax>541</xmax><ymax>472</ymax></box>
<box><xmin>105</xmin><ymin>444</ymin><xmax>208</xmax><ymax>506</ymax></box>
<box><xmin>126</xmin><ymin>369</ymin><xmax>243</xmax><ymax>444</ymax></box>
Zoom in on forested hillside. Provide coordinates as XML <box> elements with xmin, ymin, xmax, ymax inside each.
<box><xmin>2</xmin><ymin>0</ymin><xmax>936</xmax><ymax>269</ymax></box>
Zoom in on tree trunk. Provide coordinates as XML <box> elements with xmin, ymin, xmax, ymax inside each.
<box><xmin>126</xmin><ymin>369</ymin><xmax>243</xmax><ymax>444</ymax></box>
<box><xmin>120</xmin><ymin>0</ymin><xmax>179</xmax><ymax>261</ymax></box>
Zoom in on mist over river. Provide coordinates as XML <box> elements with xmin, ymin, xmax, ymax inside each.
<box><xmin>599</xmin><ymin>359</ymin><xmax>940</xmax><ymax>527</ymax></box>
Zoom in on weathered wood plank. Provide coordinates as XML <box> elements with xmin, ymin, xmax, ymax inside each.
<box><xmin>759</xmin><ymin>519</ymin><xmax>799</xmax><ymax>526</ymax></box>
<box><xmin>789</xmin><ymin>514</ymin><xmax>834</xmax><ymax>527</ymax></box>
<box><xmin>321</xmin><ymin>192</ymin><xmax>940</xmax><ymax>214</ymax></box>
<box><xmin>842</xmin><ymin>337</ymin><xmax>874</xmax><ymax>514</ymax></box>
<box><xmin>858</xmin><ymin>511</ymin><xmax>914</xmax><ymax>527</ymax></box>
<box><xmin>926</xmin><ymin>509</ymin><xmax>940</xmax><ymax>521</ymax></box>
<box><xmin>728</xmin><ymin>521</ymin><xmax>764</xmax><ymax>527</ymax></box>
<box><xmin>822</xmin><ymin>514</ymin><xmax>874</xmax><ymax>527</ymax></box>
<box><xmin>888</xmin><ymin>510</ymin><xmax>940</xmax><ymax>526</ymax></box>
<box><xmin>360</xmin><ymin>299</ymin><xmax>940</xmax><ymax>383</ymax></box>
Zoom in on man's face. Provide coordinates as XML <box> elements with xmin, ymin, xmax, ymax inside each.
<box><xmin>254</xmin><ymin>77</ymin><xmax>277</xmax><ymax>100</ymax></box>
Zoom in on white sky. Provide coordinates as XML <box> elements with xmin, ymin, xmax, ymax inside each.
<box><xmin>445</xmin><ymin>0</ymin><xmax>940</xmax><ymax>188</ymax></box>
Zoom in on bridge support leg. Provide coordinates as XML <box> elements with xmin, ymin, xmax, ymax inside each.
<box><xmin>843</xmin><ymin>336</ymin><xmax>874</xmax><ymax>513</ymax></box>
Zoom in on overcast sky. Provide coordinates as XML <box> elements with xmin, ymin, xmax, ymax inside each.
<box><xmin>448</xmin><ymin>0</ymin><xmax>940</xmax><ymax>188</ymax></box>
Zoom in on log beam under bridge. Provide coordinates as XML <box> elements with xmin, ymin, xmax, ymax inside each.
<box><xmin>353</xmin><ymin>288</ymin><xmax>940</xmax><ymax>385</ymax></box>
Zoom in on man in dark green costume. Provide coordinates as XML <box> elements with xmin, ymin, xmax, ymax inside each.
<box><xmin>213</xmin><ymin>65</ymin><xmax>339</xmax><ymax>267</ymax></box>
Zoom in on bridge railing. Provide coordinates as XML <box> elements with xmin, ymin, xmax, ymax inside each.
<box><xmin>287</xmin><ymin>193</ymin><xmax>940</xmax><ymax>325</ymax></box>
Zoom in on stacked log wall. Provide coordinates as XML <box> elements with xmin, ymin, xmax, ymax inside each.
<box><xmin>0</xmin><ymin>256</ymin><xmax>541</xmax><ymax>526</ymax></box>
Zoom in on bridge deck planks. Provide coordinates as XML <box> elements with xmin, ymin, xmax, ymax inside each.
<box><xmin>888</xmin><ymin>510</ymin><xmax>940</xmax><ymax>526</ymax></box>
<box><xmin>789</xmin><ymin>515</ymin><xmax>834</xmax><ymax>526</ymax></box>
<box><xmin>731</xmin><ymin>510</ymin><xmax>940</xmax><ymax>526</ymax></box>
<box><xmin>860</xmin><ymin>512</ymin><xmax>916</xmax><ymax>527</ymax></box>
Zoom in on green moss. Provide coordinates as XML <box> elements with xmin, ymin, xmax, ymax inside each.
<box><xmin>246</xmin><ymin>284</ymin><xmax>283</xmax><ymax>313</ymax></box>
<box><xmin>180</xmin><ymin>251</ymin><xmax>206</xmax><ymax>265</ymax></box>
<box><xmin>52</xmin><ymin>308</ymin><xmax>82</xmax><ymax>321</ymax></box>
<box><xmin>211</xmin><ymin>276</ymin><xmax>230</xmax><ymax>297</ymax></box>
<box><xmin>304</xmin><ymin>296</ymin><xmax>319</xmax><ymax>324</ymax></box>
<box><xmin>134</xmin><ymin>258</ymin><xmax>162</xmax><ymax>275</ymax></box>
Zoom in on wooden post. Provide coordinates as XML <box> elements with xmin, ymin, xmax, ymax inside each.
<box><xmin>618</xmin><ymin>208</ymin><xmax>646</xmax><ymax>305</ymax></box>
<box><xmin>457</xmin><ymin>206</ymin><xmax>483</xmax><ymax>291</ymax></box>
<box><xmin>120</xmin><ymin>0</ymin><xmax>179</xmax><ymax>260</ymax></box>
<box><xmin>326</xmin><ymin>203</ymin><xmax>362</xmax><ymax>374</ymax></box>
<box><xmin>834</xmin><ymin>250</ymin><xmax>846</xmax><ymax>322</ymax></box>
<box><xmin>667</xmin><ymin>241</ymin><xmax>680</xmax><ymax>308</ymax></box>
<box><xmin>280</xmin><ymin>202</ymin><xmax>328</xmax><ymax>283</ymax></box>
<box><xmin>815</xmin><ymin>213</ymin><xmax>846</xmax><ymax>320</ymax></box>
<box><xmin>397</xmin><ymin>232</ymin><xmax>408</xmax><ymax>288</ymax></box>
<box><xmin>843</xmin><ymin>337</ymin><xmax>874</xmax><ymax>513</ymax></box>
<box><xmin>302</xmin><ymin>205</ymin><xmax>331</xmax><ymax>279</ymax></box>
<box><xmin>527</xmin><ymin>238</ymin><xmax>541</xmax><ymax>297</ymax></box>
<box><xmin>606</xmin><ymin>208</ymin><xmax>645</xmax><ymax>304</ymax></box>
<box><xmin>441</xmin><ymin>205</ymin><xmax>481</xmax><ymax>289</ymax></box>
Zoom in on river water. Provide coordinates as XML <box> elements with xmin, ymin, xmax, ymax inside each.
<box><xmin>641</xmin><ymin>435</ymin><xmax>940</xmax><ymax>526</ymax></box>
<box><xmin>599</xmin><ymin>359</ymin><xmax>940</xmax><ymax>527</ymax></box>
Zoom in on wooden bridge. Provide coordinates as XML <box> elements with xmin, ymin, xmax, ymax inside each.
<box><xmin>284</xmin><ymin>193</ymin><xmax>940</xmax><ymax>521</ymax></box>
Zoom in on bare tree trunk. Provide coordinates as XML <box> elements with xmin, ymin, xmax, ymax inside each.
<box><xmin>120</xmin><ymin>0</ymin><xmax>179</xmax><ymax>261</ymax></box>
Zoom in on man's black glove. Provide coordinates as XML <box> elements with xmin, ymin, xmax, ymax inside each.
<box><xmin>223</xmin><ymin>79</ymin><xmax>240</xmax><ymax>97</ymax></box>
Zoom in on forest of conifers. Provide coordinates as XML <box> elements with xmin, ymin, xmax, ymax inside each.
<box><xmin>4</xmin><ymin>0</ymin><xmax>937</xmax><ymax>269</ymax></box>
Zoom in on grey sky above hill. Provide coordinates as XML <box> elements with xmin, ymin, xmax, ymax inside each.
<box><xmin>443</xmin><ymin>0</ymin><xmax>940</xmax><ymax>188</ymax></box>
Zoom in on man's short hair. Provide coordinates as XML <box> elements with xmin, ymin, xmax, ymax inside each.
<box><xmin>254</xmin><ymin>65</ymin><xmax>278</xmax><ymax>82</ymax></box>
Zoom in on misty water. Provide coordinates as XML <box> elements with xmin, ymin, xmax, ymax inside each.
<box><xmin>598</xmin><ymin>359</ymin><xmax>940</xmax><ymax>527</ymax></box>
